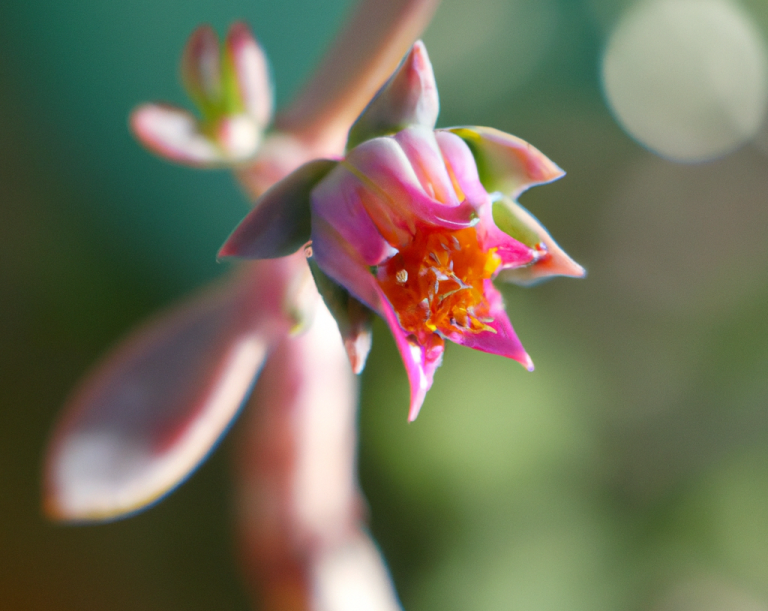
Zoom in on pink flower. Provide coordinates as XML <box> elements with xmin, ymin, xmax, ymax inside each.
<box><xmin>221</xmin><ymin>41</ymin><xmax>585</xmax><ymax>421</ymax></box>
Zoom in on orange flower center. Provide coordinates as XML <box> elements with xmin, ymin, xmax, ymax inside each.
<box><xmin>377</xmin><ymin>227</ymin><xmax>501</xmax><ymax>343</ymax></box>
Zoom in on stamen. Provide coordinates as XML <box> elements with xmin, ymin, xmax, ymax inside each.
<box><xmin>377</xmin><ymin>226</ymin><xmax>501</xmax><ymax>342</ymax></box>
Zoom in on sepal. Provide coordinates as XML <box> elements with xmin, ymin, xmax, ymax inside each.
<box><xmin>492</xmin><ymin>195</ymin><xmax>585</xmax><ymax>285</ymax></box>
<box><xmin>347</xmin><ymin>41</ymin><xmax>439</xmax><ymax>150</ymax></box>
<box><xmin>446</xmin><ymin>126</ymin><xmax>564</xmax><ymax>198</ymax></box>
<box><xmin>219</xmin><ymin>160</ymin><xmax>338</xmax><ymax>260</ymax></box>
<box><xmin>308</xmin><ymin>258</ymin><xmax>374</xmax><ymax>374</ymax></box>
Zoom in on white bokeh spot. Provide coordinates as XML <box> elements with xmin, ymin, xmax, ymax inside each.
<box><xmin>601</xmin><ymin>0</ymin><xmax>768</xmax><ymax>162</ymax></box>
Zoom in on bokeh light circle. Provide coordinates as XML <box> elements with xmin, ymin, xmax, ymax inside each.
<box><xmin>601</xmin><ymin>0</ymin><xmax>768</xmax><ymax>162</ymax></box>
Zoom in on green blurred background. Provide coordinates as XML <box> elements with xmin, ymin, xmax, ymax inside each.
<box><xmin>2</xmin><ymin>0</ymin><xmax>768</xmax><ymax>609</ymax></box>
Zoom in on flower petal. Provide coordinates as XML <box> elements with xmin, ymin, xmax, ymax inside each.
<box><xmin>311</xmin><ymin>214</ymin><xmax>386</xmax><ymax>313</ymax></box>
<box><xmin>433</xmin><ymin>129</ymin><xmax>493</xmax><ymax>207</ymax></box>
<box><xmin>394</xmin><ymin>126</ymin><xmax>457</xmax><ymax>205</ymax></box>
<box><xmin>43</xmin><ymin>262</ymin><xmax>295</xmax><ymax>521</ymax></box>
<box><xmin>347</xmin><ymin>40</ymin><xmax>439</xmax><ymax>149</ymax></box>
<box><xmin>181</xmin><ymin>24</ymin><xmax>223</xmax><ymax>119</ymax></box>
<box><xmin>308</xmin><ymin>259</ymin><xmax>374</xmax><ymax>375</ymax></box>
<box><xmin>446</xmin><ymin>126</ymin><xmax>565</xmax><ymax>198</ymax></box>
<box><xmin>311</xmin><ymin>161</ymin><xmax>400</xmax><ymax>264</ymax></box>
<box><xmin>446</xmin><ymin>280</ymin><xmax>534</xmax><ymax>371</ymax></box>
<box><xmin>376</xmin><ymin>288</ymin><xmax>444</xmax><ymax>421</ymax></box>
<box><xmin>476</xmin><ymin>200</ymin><xmax>536</xmax><ymax>270</ymax></box>
<box><xmin>220</xmin><ymin>160</ymin><xmax>338</xmax><ymax>260</ymax></box>
<box><xmin>223</xmin><ymin>22</ymin><xmax>273</xmax><ymax>126</ymax></box>
<box><xmin>494</xmin><ymin>196</ymin><xmax>586</xmax><ymax>285</ymax></box>
<box><xmin>130</xmin><ymin>103</ymin><xmax>223</xmax><ymax>166</ymax></box>
<box><xmin>344</xmin><ymin>137</ymin><xmax>477</xmax><ymax>241</ymax></box>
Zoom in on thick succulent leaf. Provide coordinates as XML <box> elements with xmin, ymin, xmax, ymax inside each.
<box><xmin>181</xmin><ymin>25</ymin><xmax>223</xmax><ymax>120</ymax></box>
<box><xmin>493</xmin><ymin>196</ymin><xmax>586</xmax><ymax>285</ymax></box>
<box><xmin>446</xmin><ymin>280</ymin><xmax>534</xmax><ymax>371</ymax></box>
<box><xmin>446</xmin><ymin>126</ymin><xmax>565</xmax><ymax>199</ymax></box>
<box><xmin>347</xmin><ymin>41</ymin><xmax>439</xmax><ymax>149</ymax></box>
<box><xmin>219</xmin><ymin>160</ymin><xmax>338</xmax><ymax>260</ymax></box>
<box><xmin>44</xmin><ymin>262</ymin><xmax>294</xmax><ymax>521</ymax></box>
<box><xmin>223</xmin><ymin>22</ymin><xmax>273</xmax><ymax>126</ymax></box>
<box><xmin>130</xmin><ymin>103</ymin><xmax>223</xmax><ymax>167</ymax></box>
<box><xmin>308</xmin><ymin>259</ymin><xmax>374</xmax><ymax>374</ymax></box>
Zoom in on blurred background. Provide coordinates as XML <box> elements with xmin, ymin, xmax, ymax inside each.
<box><xmin>2</xmin><ymin>0</ymin><xmax>768</xmax><ymax>609</ymax></box>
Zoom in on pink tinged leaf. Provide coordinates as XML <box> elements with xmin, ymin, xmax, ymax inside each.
<box><xmin>220</xmin><ymin>160</ymin><xmax>338</xmax><ymax>260</ymax></box>
<box><xmin>347</xmin><ymin>40</ymin><xmax>439</xmax><ymax>149</ymax></box>
<box><xmin>394</xmin><ymin>126</ymin><xmax>457</xmax><ymax>205</ymax></box>
<box><xmin>493</xmin><ymin>196</ymin><xmax>586</xmax><ymax>285</ymax></box>
<box><xmin>276</xmin><ymin>0</ymin><xmax>440</xmax><ymax>149</ymax></box>
<box><xmin>445</xmin><ymin>126</ymin><xmax>565</xmax><ymax>199</ymax></box>
<box><xmin>44</xmin><ymin>262</ymin><xmax>296</xmax><ymax>521</ymax></box>
<box><xmin>130</xmin><ymin>103</ymin><xmax>223</xmax><ymax>166</ymax></box>
<box><xmin>344</xmin><ymin>137</ymin><xmax>477</xmax><ymax>241</ymax></box>
<box><xmin>376</xmin><ymin>287</ymin><xmax>444</xmax><ymax>421</ymax></box>
<box><xmin>447</xmin><ymin>280</ymin><xmax>534</xmax><ymax>371</ymax></box>
<box><xmin>224</xmin><ymin>22</ymin><xmax>273</xmax><ymax>127</ymax></box>
<box><xmin>181</xmin><ymin>24</ymin><xmax>223</xmax><ymax>118</ymax></box>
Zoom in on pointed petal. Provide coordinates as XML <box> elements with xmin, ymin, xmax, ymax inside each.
<box><xmin>220</xmin><ymin>160</ymin><xmax>338</xmax><ymax>260</ymax></box>
<box><xmin>447</xmin><ymin>280</ymin><xmax>534</xmax><ymax>371</ymax></box>
<box><xmin>494</xmin><ymin>197</ymin><xmax>586</xmax><ymax>285</ymax></box>
<box><xmin>308</xmin><ymin>259</ymin><xmax>374</xmax><ymax>375</ymax></box>
<box><xmin>130</xmin><ymin>103</ymin><xmax>223</xmax><ymax>166</ymax></box>
<box><xmin>345</xmin><ymin>137</ymin><xmax>477</xmax><ymax>240</ymax></box>
<box><xmin>310</xmin><ymin>215</ymin><xmax>385</xmax><ymax>313</ymax></box>
<box><xmin>476</xmin><ymin>201</ymin><xmax>536</xmax><ymax>270</ymax></box>
<box><xmin>181</xmin><ymin>24</ymin><xmax>223</xmax><ymax>118</ymax></box>
<box><xmin>394</xmin><ymin>126</ymin><xmax>457</xmax><ymax>205</ymax></box>
<box><xmin>376</xmin><ymin>288</ymin><xmax>444</xmax><ymax>421</ymax></box>
<box><xmin>347</xmin><ymin>41</ymin><xmax>438</xmax><ymax>149</ymax></box>
<box><xmin>446</xmin><ymin>126</ymin><xmax>565</xmax><ymax>198</ymax></box>
<box><xmin>434</xmin><ymin>129</ymin><xmax>491</xmax><ymax>206</ymax></box>
<box><xmin>223</xmin><ymin>22</ymin><xmax>273</xmax><ymax>126</ymax></box>
<box><xmin>310</xmin><ymin>161</ymin><xmax>399</xmax><ymax>264</ymax></box>
<box><xmin>43</xmin><ymin>262</ymin><xmax>294</xmax><ymax>521</ymax></box>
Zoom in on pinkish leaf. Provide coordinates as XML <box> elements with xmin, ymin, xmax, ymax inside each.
<box><xmin>130</xmin><ymin>103</ymin><xmax>223</xmax><ymax>167</ymax></box>
<box><xmin>347</xmin><ymin>41</ymin><xmax>439</xmax><ymax>149</ymax></box>
<box><xmin>44</xmin><ymin>262</ymin><xmax>296</xmax><ymax>521</ymax></box>
<box><xmin>182</xmin><ymin>24</ymin><xmax>222</xmax><ymax>118</ymax></box>
<box><xmin>220</xmin><ymin>160</ymin><xmax>337</xmax><ymax>260</ymax></box>
<box><xmin>224</xmin><ymin>22</ymin><xmax>273</xmax><ymax>127</ymax></box>
<box><xmin>446</xmin><ymin>126</ymin><xmax>565</xmax><ymax>198</ymax></box>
